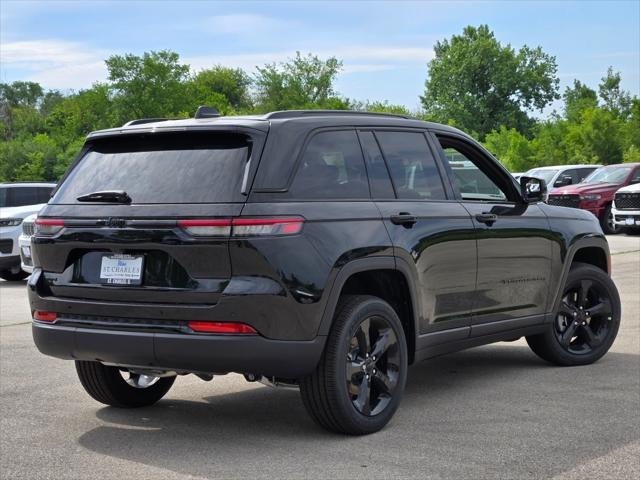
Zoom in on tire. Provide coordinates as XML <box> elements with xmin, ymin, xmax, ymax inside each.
<box><xmin>0</xmin><ymin>269</ymin><xmax>29</xmax><ymax>281</ymax></box>
<box><xmin>300</xmin><ymin>295</ymin><xmax>408</xmax><ymax>435</ymax></box>
<box><xmin>75</xmin><ymin>361</ymin><xmax>176</xmax><ymax>408</ymax></box>
<box><xmin>600</xmin><ymin>204</ymin><xmax>618</xmax><ymax>235</ymax></box>
<box><xmin>526</xmin><ymin>262</ymin><xmax>621</xmax><ymax>366</ymax></box>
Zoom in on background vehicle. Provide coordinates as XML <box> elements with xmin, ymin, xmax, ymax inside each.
<box><xmin>0</xmin><ymin>182</ymin><xmax>56</xmax><ymax>281</ymax></box>
<box><xmin>547</xmin><ymin>163</ymin><xmax>640</xmax><ymax>234</ymax></box>
<box><xmin>612</xmin><ymin>183</ymin><xmax>640</xmax><ymax>232</ymax></box>
<box><xmin>19</xmin><ymin>213</ymin><xmax>37</xmax><ymax>274</ymax></box>
<box><xmin>524</xmin><ymin>164</ymin><xmax>600</xmax><ymax>192</ymax></box>
<box><xmin>30</xmin><ymin>110</ymin><xmax>620</xmax><ymax>435</ymax></box>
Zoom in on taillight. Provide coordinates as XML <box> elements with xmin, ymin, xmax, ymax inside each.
<box><xmin>33</xmin><ymin>310</ymin><xmax>57</xmax><ymax>322</ymax></box>
<box><xmin>177</xmin><ymin>219</ymin><xmax>232</xmax><ymax>236</ymax></box>
<box><xmin>231</xmin><ymin>217</ymin><xmax>304</xmax><ymax>236</ymax></box>
<box><xmin>34</xmin><ymin>218</ymin><xmax>64</xmax><ymax>235</ymax></box>
<box><xmin>187</xmin><ymin>321</ymin><xmax>257</xmax><ymax>334</ymax></box>
<box><xmin>178</xmin><ymin>217</ymin><xmax>304</xmax><ymax>237</ymax></box>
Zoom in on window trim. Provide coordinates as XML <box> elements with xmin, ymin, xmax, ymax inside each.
<box><xmin>430</xmin><ymin>131</ymin><xmax>523</xmax><ymax>204</ymax></box>
<box><xmin>356</xmin><ymin>129</ymin><xmax>397</xmax><ymax>200</ymax></box>
<box><xmin>367</xmin><ymin>128</ymin><xmax>451</xmax><ymax>202</ymax></box>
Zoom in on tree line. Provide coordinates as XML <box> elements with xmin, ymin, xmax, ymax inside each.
<box><xmin>1</xmin><ymin>25</ymin><xmax>638</xmax><ymax>182</ymax></box>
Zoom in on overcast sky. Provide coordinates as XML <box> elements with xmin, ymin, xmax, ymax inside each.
<box><xmin>1</xmin><ymin>0</ymin><xmax>638</xmax><ymax>114</ymax></box>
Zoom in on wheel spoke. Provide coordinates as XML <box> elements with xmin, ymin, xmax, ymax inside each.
<box><xmin>587</xmin><ymin>300</ymin><xmax>611</xmax><ymax>318</ymax></box>
<box><xmin>354</xmin><ymin>374</ymin><xmax>371</xmax><ymax>415</ymax></box>
<box><xmin>558</xmin><ymin>301</ymin><xmax>577</xmax><ymax>318</ymax></box>
<box><xmin>347</xmin><ymin>359</ymin><xmax>365</xmax><ymax>380</ymax></box>
<box><xmin>560</xmin><ymin>320</ymin><xmax>579</xmax><ymax>347</ymax></box>
<box><xmin>578</xmin><ymin>280</ymin><xmax>592</xmax><ymax>307</ymax></box>
<box><xmin>373</xmin><ymin>369</ymin><xmax>396</xmax><ymax>397</ymax></box>
<box><xmin>355</xmin><ymin>318</ymin><xmax>371</xmax><ymax>356</ymax></box>
<box><xmin>581</xmin><ymin>324</ymin><xmax>604</xmax><ymax>348</ymax></box>
<box><xmin>370</xmin><ymin>328</ymin><xmax>395</xmax><ymax>359</ymax></box>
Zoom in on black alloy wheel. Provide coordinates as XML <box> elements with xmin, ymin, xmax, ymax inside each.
<box><xmin>346</xmin><ymin>316</ymin><xmax>401</xmax><ymax>416</ymax></box>
<box><xmin>526</xmin><ymin>262</ymin><xmax>620</xmax><ymax>366</ymax></box>
<box><xmin>300</xmin><ymin>295</ymin><xmax>408</xmax><ymax>435</ymax></box>
<box><xmin>555</xmin><ymin>279</ymin><xmax>614</xmax><ymax>354</ymax></box>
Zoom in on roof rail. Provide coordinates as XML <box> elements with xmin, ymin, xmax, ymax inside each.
<box><xmin>264</xmin><ymin>110</ymin><xmax>411</xmax><ymax>120</ymax></box>
<box><xmin>122</xmin><ymin>118</ymin><xmax>170</xmax><ymax>127</ymax></box>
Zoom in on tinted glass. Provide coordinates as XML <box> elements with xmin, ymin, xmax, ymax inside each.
<box><xmin>2</xmin><ymin>187</ymin><xmax>41</xmax><ymax>207</ymax></box>
<box><xmin>441</xmin><ymin>147</ymin><xmax>508</xmax><ymax>201</ymax></box>
<box><xmin>37</xmin><ymin>187</ymin><xmax>54</xmax><ymax>203</ymax></box>
<box><xmin>289</xmin><ymin>130</ymin><xmax>369</xmax><ymax>199</ymax></box>
<box><xmin>630</xmin><ymin>168</ymin><xmax>640</xmax><ymax>184</ymax></box>
<box><xmin>358</xmin><ymin>131</ymin><xmax>395</xmax><ymax>199</ymax></box>
<box><xmin>53</xmin><ymin>132</ymin><xmax>251</xmax><ymax>204</ymax></box>
<box><xmin>526</xmin><ymin>168</ymin><xmax>559</xmax><ymax>183</ymax></box>
<box><xmin>375</xmin><ymin>131</ymin><xmax>445</xmax><ymax>200</ymax></box>
<box><xmin>584</xmin><ymin>166</ymin><xmax>634</xmax><ymax>184</ymax></box>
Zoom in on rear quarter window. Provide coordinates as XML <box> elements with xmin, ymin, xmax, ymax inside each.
<box><xmin>52</xmin><ymin>132</ymin><xmax>253</xmax><ymax>204</ymax></box>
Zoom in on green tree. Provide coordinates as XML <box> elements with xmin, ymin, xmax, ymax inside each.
<box><xmin>190</xmin><ymin>66</ymin><xmax>252</xmax><ymax>112</ymax></box>
<box><xmin>484</xmin><ymin>126</ymin><xmax>533</xmax><ymax>172</ymax></box>
<box><xmin>351</xmin><ymin>100</ymin><xmax>411</xmax><ymax>116</ymax></box>
<box><xmin>106</xmin><ymin>50</ymin><xmax>191</xmax><ymax>119</ymax></box>
<box><xmin>1</xmin><ymin>81</ymin><xmax>45</xmax><ymax>140</ymax></box>
<box><xmin>421</xmin><ymin>25</ymin><xmax>559</xmax><ymax>139</ymax></box>
<box><xmin>563</xmin><ymin>80</ymin><xmax>598</xmax><ymax>123</ymax></box>
<box><xmin>254</xmin><ymin>52</ymin><xmax>348</xmax><ymax>111</ymax></box>
<box><xmin>565</xmin><ymin>108</ymin><xmax>623</xmax><ymax>164</ymax></box>
<box><xmin>599</xmin><ymin>67</ymin><xmax>632</xmax><ymax>120</ymax></box>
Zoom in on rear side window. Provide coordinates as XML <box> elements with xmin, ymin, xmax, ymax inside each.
<box><xmin>52</xmin><ymin>132</ymin><xmax>252</xmax><ymax>204</ymax></box>
<box><xmin>0</xmin><ymin>186</ymin><xmax>52</xmax><ymax>207</ymax></box>
<box><xmin>288</xmin><ymin>130</ymin><xmax>369</xmax><ymax>199</ymax></box>
<box><xmin>375</xmin><ymin>131</ymin><xmax>446</xmax><ymax>200</ymax></box>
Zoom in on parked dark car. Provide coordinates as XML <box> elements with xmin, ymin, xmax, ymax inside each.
<box><xmin>30</xmin><ymin>110</ymin><xmax>621</xmax><ymax>435</ymax></box>
<box><xmin>547</xmin><ymin>163</ymin><xmax>640</xmax><ymax>234</ymax></box>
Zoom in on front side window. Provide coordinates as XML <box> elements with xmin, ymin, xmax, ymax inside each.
<box><xmin>289</xmin><ymin>130</ymin><xmax>369</xmax><ymax>199</ymax></box>
<box><xmin>375</xmin><ymin>131</ymin><xmax>446</xmax><ymax>200</ymax></box>
<box><xmin>438</xmin><ymin>138</ymin><xmax>509</xmax><ymax>202</ymax></box>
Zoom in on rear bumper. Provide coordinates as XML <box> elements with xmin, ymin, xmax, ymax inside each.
<box><xmin>32</xmin><ymin>321</ymin><xmax>325</xmax><ymax>378</ymax></box>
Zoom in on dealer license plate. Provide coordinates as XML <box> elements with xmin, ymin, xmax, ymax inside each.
<box><xmin>99</xmin><ymin>254</ymin><xmax>143</xmax><ymax>285</ymax></box>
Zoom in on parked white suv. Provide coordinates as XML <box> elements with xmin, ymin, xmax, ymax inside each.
<box><xmin>0</xmin><ymin>182</ymin><xmax>56</xmax><ymax>281</ymax></box>
<box><xmin>612</xmin><ymin>183</ymin><xmax>640</xmax><ymax>231</ymax></box>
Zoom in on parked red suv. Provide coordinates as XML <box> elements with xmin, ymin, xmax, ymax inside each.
<box><xmin>547</xmin><ymin>163</ymin><xmax>640</xmax><ymax>234</ymax></box>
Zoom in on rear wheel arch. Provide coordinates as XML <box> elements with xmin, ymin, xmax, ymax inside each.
<box><xmin>318</xmin><ymin>257</ymin><xmax>419</xmax><ymax>364</ymax></box>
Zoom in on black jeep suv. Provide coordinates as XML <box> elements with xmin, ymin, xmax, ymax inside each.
<box><xmin>30</xmin><ymin>110</ymin><xmax>621</xmax><ymax>435</ymax></box>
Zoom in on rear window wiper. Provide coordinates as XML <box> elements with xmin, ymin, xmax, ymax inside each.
<box><xmin>76</xmin><ymin>190</ymin><xmax>132</xmax><ymax>203</ymax></box>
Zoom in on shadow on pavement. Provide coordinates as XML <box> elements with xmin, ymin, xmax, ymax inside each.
<box><xmin>77</xmin><ymin>344</ymin><xmax>640</xmax><ymax>478</ymax></box>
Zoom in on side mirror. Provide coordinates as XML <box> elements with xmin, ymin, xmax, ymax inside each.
<box><xmin>520</xmin><ymin>176</ymin><xmax>547</xmax><ymax>203</ymax></box>
<box><xmin>554</xmin><ymin>175</ymin><xmax>573</xmax><ymax>187</ymax></box>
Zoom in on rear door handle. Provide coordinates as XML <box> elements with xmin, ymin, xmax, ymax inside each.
<box><xmin>475</xmin><ymin>213</ymin><xmax>498</xmax><ymax>225</ymax></box>
<box><xmin>390</xmin><ymin>213</ymin><xmax>417</xmax><ymax>227</ymax></box>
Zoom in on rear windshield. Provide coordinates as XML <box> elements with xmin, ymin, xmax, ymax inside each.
<box><xmin>52</xmin><ymin>132</ymin><xmax>252</xmax><ymax>204</ymax></box>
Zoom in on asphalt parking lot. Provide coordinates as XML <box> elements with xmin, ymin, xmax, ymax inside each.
<box><xmin>1</xmin><ymin>235</ymin><xmax>638</xmax><ymax>479</ymax></box>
